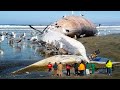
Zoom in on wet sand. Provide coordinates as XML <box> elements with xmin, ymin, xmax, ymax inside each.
<box><xmin>0</xmin><ymin>60</ymin><xmax>40</xmax><ymax>79</ymax></box>
<box><xmin>0</xmin><ymin>60</ymin><xmax>112</xmax><ymax>79</ymax></box>
<box><xmin>0</xmin><ymin>59</ymin><xmax>120</xmax><ymax>79</ymax></box>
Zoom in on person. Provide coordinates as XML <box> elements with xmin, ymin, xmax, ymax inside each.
<box><xmin>47</xmin><ymin>62</ymin><xmax>53</xmax><ymax>72</ymax></box>
<box><xmin>66</xmin><ymin>64</ymin><xmax>71</xmax><ymax>76</ymax></box>
<box><xmin>73</xmin><ymin>63</ymin><xmax>79</xmax><ymax>76</ymax></box>
<box><xmin>78</xmin><ymin>61</ymin><xmax>86</xmax><ymax>76</ymax></box>
<box><xmin>91</xmin><ymin>63</ymin><xmax>96</xmax><ymax>74</ymax></box>
<box><xmin>91</xmin><ymin>53</ymin><xmax>97</xmax><ymax>60</ymax></box>
<box><xmin>106</xmin><ymin>60</ymin><xmax>109</xmax><ymax>74</ymax></box>
<box><xmin>83</xmin><ymin>61</ymin><xmax>86</xmax><ymax>75</ymax></box>
<box><xmin>57</xmin><ymin>62</ymin><xmax>63</xmax><ymax>77</ymax></box>
<box><xmin>106</xmin><ymin>60</ymin><xmax>112</xmax><ymax>76</ymax></box>
<box><xmin>95</xmin><ymin>49</ymin><xmax>100</xmax><ymax>55</ymax></box>
<box><xmin>85</xmin><ymin>62</ymin><xmax>90</xmax><ymax>75</ymax></box>
<box><xmin>53</xmin><ymin>62</ymin><xmax>58</xmax><ymax>76</ymax></box>
<box><xmin>88</xmin><ymin>55</ymin><xmax>92</xmax><ymax>61</ymax></box>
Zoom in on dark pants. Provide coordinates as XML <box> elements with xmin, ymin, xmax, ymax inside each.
<box><xmin>79</xmin><ymin>70</ymin><xmax>84</xmax><ymax>76</ymax></box>
<box><xmin>107</xmin><ymin>68</ymin><xmax>112</xmax><ymax>75</ymax></box>
<box><xmin>48</xmin><ymin>68</ymin><xmax>52</xmax><ymax>72</ymax></box>
<box><xmin>66</xmin><ymin>69</ymin><xmax>70</xmax><ymax>76</ymax></box>
<box><xmin>74</xmin><ymin>69</ymin><xmax>78</xmax><ymax>75</ymax></box>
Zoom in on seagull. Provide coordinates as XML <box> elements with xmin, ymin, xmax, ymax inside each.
<box><xmin>0</xmin><ymin>34</ymin><xmax>5</xmax><ymax>43</ymax></box>
<box><xmin>11</xmin><ymin>32</ymin><xmax>16</xmax><ymax>38</ymax></box>
<box><xmin>16</xmin><ymin>39</ymin><xmax>22</xmax><ymax>43</ymax></box>
<box><xmin>20</xmin><ymin>32</ymin><xmax>26</xmax><ymax>39</ymax></box>
<box><xmin>0</xmin><ymin>34</ymin><xmax>5</xmax><ymax>48</ymax></box>
<box><xmin>80</xmin><ymin>14</ymin><xmax>84</xmax><ymax>16</ymax></box>
<box><xmin>0</xmin><ymin>49</ymin><xmax>4</xmax><ymax>55</ymax></box>
<box><xmin>80</xmin><ymin>34</ymin><xmax>86</xmax><ymax>38</ymax></box>
<box><xmin>30</xmin><ymin>36</ymin><xmax>38</xmax><ymax>42</ymax></box>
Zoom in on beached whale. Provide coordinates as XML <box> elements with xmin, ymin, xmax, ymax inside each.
<box><xmin>12</xmin><ymin>55</ymin><xmax>120</xmax><ymax>74</ymax></box>
<box><xmin>29</xmin><ymin>25</ymin><xmax>90</xmax><ymax>62</ymax></box>
<box><xmin>12</xmin><ymin>55</ymin><xmax>85</xmax><ymax>74</ymax></box>
<box><xmin>11</xmin><ymin>24</ymin><xmax>92</xmax><ymax>74</ymax></box>
<box><xmin>50</xmin><ymin>15</ymin><xmax>97</xmax><ymax>38</ymax></box>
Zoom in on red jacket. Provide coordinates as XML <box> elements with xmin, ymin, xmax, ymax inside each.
<box><xmin>47</xmin><ymin>64</ymin><xmax>53</xmax><ymax>69</ymax></box>
<box><xmin>66</xmin><ymin>65</ymin><xmax>70</xmax><ymax>69</ymax></box>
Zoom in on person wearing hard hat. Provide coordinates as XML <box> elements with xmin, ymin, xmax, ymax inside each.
<box><xmin>106</xmin><ymin>60</ymin><xmax>112</xmax><ymax>76</ymax></box>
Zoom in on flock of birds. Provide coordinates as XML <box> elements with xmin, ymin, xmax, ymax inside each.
<box><xmin>0</xmin><ymin>28</ymin><xmax>63</xmax><ymax>56</ymax></box>
<box><xmin>0</xmin><ymin>30</ymin><xmax>42</xmax><ymax>55</ymax></box>
<box><xmin>0</xmin><ymin>24</ymin><xmax>93</xmax><ymax>62</ymax></box>
<box><xmin>0</xmin><ymin>31</ymin><xmax>26</xmax><ymax>44</ymax></box>
<box><xmin>0</xmin><ymin>24</ymin><xmax>110</xmax><ymax>62</ymax></box>
<box><xmin>0</xmin><ymin>31</ymin><xmax>42</xmax><ymax>44</ymax></box>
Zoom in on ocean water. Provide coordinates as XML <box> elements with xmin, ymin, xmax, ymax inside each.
<box><xmin>96</xmin><ymin>26</ymin><xmax>120</xmax><ymax>36</ymax></box>
<box><xmin>0</xmin><ymin>30</ymin><xmax>44</xmax><ymax>61</ymax></box>
<box><xmin>0</xmin><ymin>28</ymin><xmax>45</xmax><ymax>78</ymax></box>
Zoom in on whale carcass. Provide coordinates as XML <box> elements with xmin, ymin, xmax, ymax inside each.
<box><xmin>29</xmin><ymin>25</ymin><xmax>90</xmax><ymax>62</ymax></box>
<box><xmin>49</xmin><ymin>15</ymin><xmax>97</xmax><ymax>38</ymax></box>
<box><xmin>12</xmin><ymin>55</ymin><xmax>85</xmax><ymax>74</ymax></box>
<box><xmin>12</xmin><ymin>54</ymin><xmax>120</xmax><ymax>74</ymax></box>
<box><xmin>11</xmin><ymin>25</ymin><xmax>90</xmax><ymax>74</ymax></box>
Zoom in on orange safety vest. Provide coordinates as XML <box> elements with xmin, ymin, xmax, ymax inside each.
<box><xmin>78</xmin><ymin>63</ymin><xmax>85</xmax><ymax>70</ymax></box>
